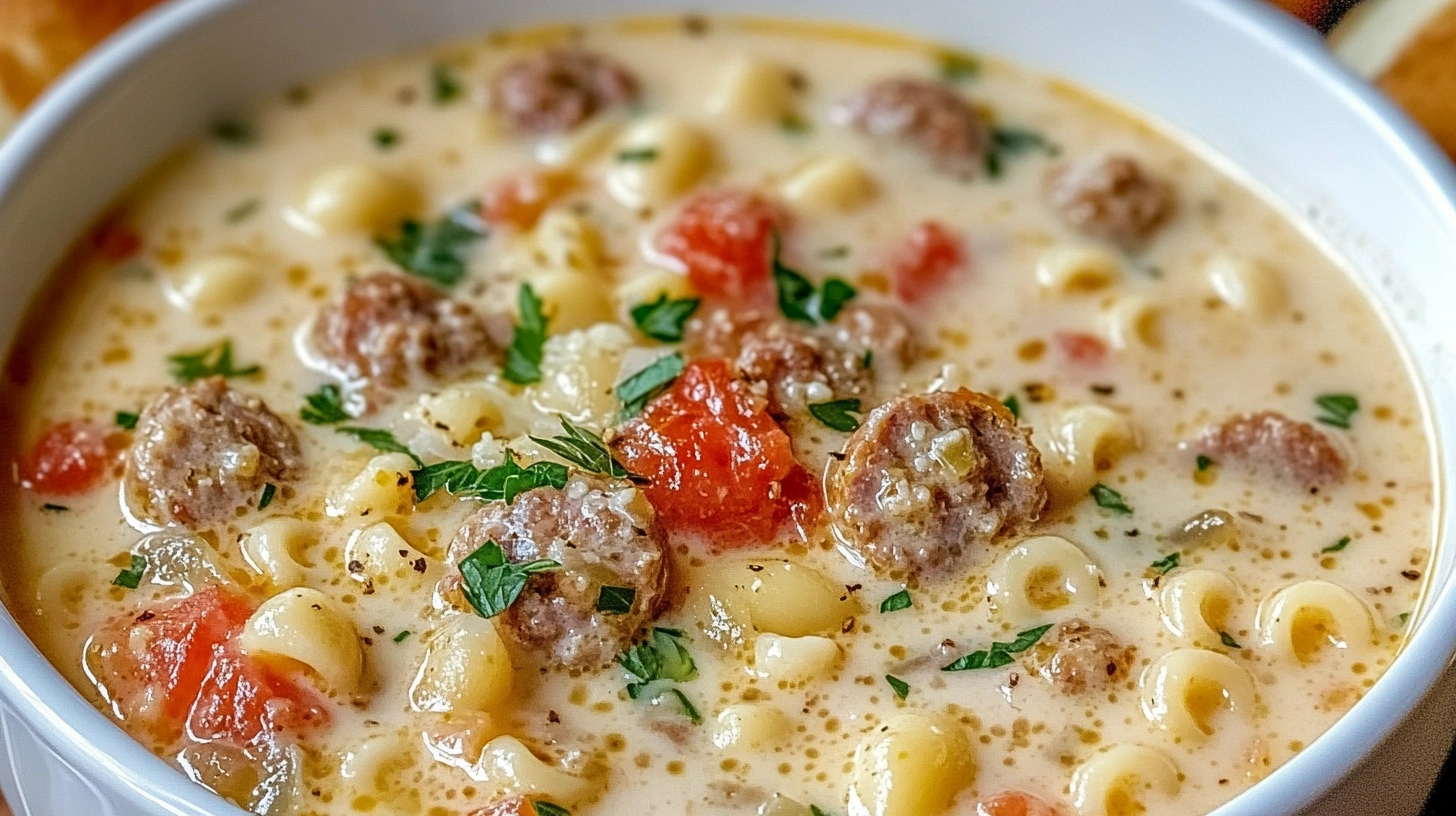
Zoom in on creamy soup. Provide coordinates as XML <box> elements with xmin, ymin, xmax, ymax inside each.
<box><xmin>0</xmin><ymin>16</ymin><xmax>1437</xmax><ymax>816</ymax></box>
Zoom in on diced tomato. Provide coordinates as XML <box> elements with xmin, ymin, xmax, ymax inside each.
<box><xmin>468</xmin><ymin>796</ymin><xmax>533</xmax><ymax>816</ymax></box>
<box><xmin>611</xmin><ymin>358</ymin><xmax>820</xmax><ymax>546</ymax></box>
<box><xmin>480</xmin><ymin>169</ymin><xmax>575</xmax><ymax>230</ymax></box>
<box><xmin>976</xmin><ymin>791</ymin><xmax>1067</xmax><ymax>816</ymax></box>
<box><xmin>885</xmin><ymin>220</ymin><xmax>965</xmax><ymax>303</ymax></box>
<box><xmin>110</xmin><ymin>586</ymin><xmax>328</xmax><ymax>746</ymax></box>
<box><xmin>89</xmin><ymin>216</ymin><xmax>142</xmax><ymax>263</ymax></box>
<box><xmin>1054</xmin><ymin>332</ymin><xmax>1108</xmax><ymax>365</ymax></box>
<box><xmin>653</xmin><ymin>189</ymin><xmax>784</xmax><ymax>305</ymax></box>
<box><xmin>22</xmin><ymin>420</ymin><xmax>123</xmax><ymax>495</ymax></box>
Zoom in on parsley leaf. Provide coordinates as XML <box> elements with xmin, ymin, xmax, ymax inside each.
<box><xmin>1314</xmin><ymin>393</ymin><xmax>1359</xmax><ymax>429</ymax></box>
<box><xmin>810</xmin><ymin>808</ymin><xmax>836</xmax><ymax>816</ymax></box>
<box><xmin>114</xmin><ymin>411</ymin><xmax>140</xmax><ymax>430</ymax></box>
<box><xmin>258</xmin><ymin>483</ymin><xmax>276</xmax><ymax>510</ymax></box>
<box><xmin>779</xmin><ymin>112</ymin><xmax>812</xmax><ymax>134</ymax></box>
<box><xmin>772</xmin><ymin>234</ymin><xmax>857</xmax><ymax>325</ymax></box>
<box><xmin>458</xmin><ymin>539</ymin><xmax>562</xmax><ymax>618</ymax></box>
<box><xmin>336</xmin><ymin>426</ymin><xmax>422</xmax><ymax>466</ymax></box>
<box><xmin>879</xmin><ymin>589</ymin><xmax>912</xmax><ymax>613</ymax></box>
<box><xmin>533</xmin><ymin>803</ymin><xmax>571</xmax><ymax>816</ymax></box>
<box><xmin>1001</xmin><ymin>394</ymin><xmax>1021</xmax><ymax>419</ymax></box>
<box><xmin>529</xmin><ymin>417</ymin><xmax>640</xmax><ymax>481</ymax></box>
<box><xmin>616</xmin><ymin>352</ymin><xmax>685</xmax><ymax>419</ymax></box>
<box><xmin>1196</xmin><ymin>454</ymin><xmax>1214</xmax><ymax>472</ymax></box>
<box><xmin>1150</xmin><ymin>552</ymin><xmax>1180</xmax><ymax>575</ymax></box>
<box><xmin>983</xmin><ymin>125</ymin><xmax>1059</xmax><ymax>180</ymax></box>
<box><xmin>618</xmin><ymin>627</ymin><xmax>698</xmax><ymax>699</ymax></box>
<box><xmin>653</xmin><ymin>687</ymin><xmax>703</xmax><ymax>725</ymax></box>
<box><xmin>112</xmin><ymin>554</ymin><xmax>147</xmax><ymax>590</ymax></box>
<box><xmin>372</xmin><ymin>127</ymin><xmax>401</xmax><ymax>150</ymax></box>
<box><xmin>40</xmin><ymin>503</ymin><xmax>68</xmax><ymax>512</ymax></box>
<box><xmin>1322</xmin><ymin>536</ymin><xmax>1351</xmax><ymax>554</ymax></box>
<box><xmin>885</xmin><ymin>674</ymin><xmax>910</xmax><ymax>700</ymax></box>
<box><xmin>300</xmin><ymin>383</ymin><xmax>350</xmax><ymax>424</ymax></box>
<box><xmin>412</xmin><ymin>451</ymin><xmax>568</xmax><ymax>504</ymax></box>
<box><xmin>937</xmin><ymin>51</ymin><xmax>981</xmax><ymax>82</ymax></box>
<box><xmin>431</xmin><ymin>63</ymin><xmax>463</xmax><ymax>104</ymax></box>
<box><xmin>374</xmin><ymin>201</ymin><xmax>485</xmax><ymax>288</ymax></box>
<box><xmin>942</xmin><ymin>624</ymin><xmax>1052</xmax><ymax>672</ymax></box>
<box><xmin>1089</xmin><ymin>483</ymin><xmax>1133</xmax><ymax>516</ymax></box>
<box><xmin>1219</xmin><ymin>631</ymin><xmax>1242</xmax><ymax>649</ymax></box>
<box><xmin>502</xmin><ymin>283</ymin><xmax>549</xmax><ymax>385</ymax></box>
<box><xmin>167</xmin><ymin>340</ymin><xmax>261</xmax><ymax>383</ymax></box>
<box><xmin>224</xmin><ymin>198</ymin><xmax>261</xmax><ymax>224</ymax></box>
<box><xmin>393</xmin><ymin>630</ymin><xmax>412</xmax><ymax>643</ymax></box>
<box><xmin>808</xmin><ymin>398</ymin><xmax>862</xmax><ymax>433</ymax></box>
<box><xmin>630</xmin><ymin>294</ymin><xmax>700</xmax><ymax>342</ymax></box>
<box><xmin>596</xmin><ymin>585</ymin><xmax>637</xmax><ymax>615</ymax></box>
<box><xmin>211</xmin><ymin>118</ymin><xmax>256</xmax><ymax>146</ymax></box>
<box><xmin>616</xmin><ymin>148</ymin><xmax>659</xmax><ymax>162</ymax></box>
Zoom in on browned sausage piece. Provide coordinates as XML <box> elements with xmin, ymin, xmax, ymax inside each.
<box><xmin>491</xmin><ymin>48</ymin><xmax>640</xmax><ymax>135</ymax></box>
<box><xmin>1043</xmin><ymin>154</ymin><xmax>1177</xmax><ymax>250</ymax></box>
<box><xmin>311</xmin><ymin>272</ymin><xmax>497</xmax><ymax>406</ymax></box>
<box><xmin>1024</xmin><ymin>619</ymin><xmax>1135</xmax><ymax>694</ymax></box>
<box><xmin>826</xmin><ymin>389</ymin><xmax>1046</xmax><ymax>580</ymax></box>
<box><xmin>831</xmin><ymin>77</ymin><xmax>988</xmax><ymax>177</ymax></box>
<box><xmin>446</xmin><ymin>473</ymin><xmax>669</xmax><ymax>672</ymax></box>
<box><xmin>123</xmin><ymin>377</ymin><xmax>303</xmax><ymax>530</ymax></box>
<box><xmin>1196</xmin><ymin>410</ymin><xmax>1349</xmax><ymax>487</ymax></box>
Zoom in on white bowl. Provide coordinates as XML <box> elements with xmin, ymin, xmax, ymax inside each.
<box><xmin>1</xmin><ymin>1</ymin><xmax>1454</xmax><ymax>814</ymax></box>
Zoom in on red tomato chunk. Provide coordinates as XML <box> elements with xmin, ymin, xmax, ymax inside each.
<box><xmin>886</xmin><ymin>220</ymin><xmax>965</xmax><ymax>303</ymax></box>
<box><xmin>468</xmin><ymin>797</ymin><xmax>534</xmax><ymax>816</ymax></box>
<box><xmin>22</xmin><ymin>420</ymin><xmax>123</xmax><ymax>495</ymax></box>
<box><xmin>653</xmin><ymin>189</ymin><xmax>783</xmax><ymax>304</ymax></box>
<box><xmin>90</xmin><ymin>216</ymin><xmax>142</xmax><ymax>263</ymax></box>
<box><xmin>480</xmin><ymin>169</ymin><xmax>574</xmax><ymax>230</ymax></box>
<box><xmin>1054</xmin><ymin>331</ymin><xmax>1108</xmax><ymax>365</ymax></box>
<box><xmin>976</xmin><ymin>792</ymin><xmax>1068</xmax><ymax>816</ymax></box>
<box><xmin>612</xmin><ymin>358</ymin><xmax>819</xmax><ymax>546</ymax></box>
<box><xmin>99</xmin><ymin>586</ymin><xmax>327</xmax><ymax>746</ymax></box>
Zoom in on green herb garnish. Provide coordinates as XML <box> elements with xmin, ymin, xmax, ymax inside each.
<box><xmin>879</xmin><ymin>589</ymin><xmax>912</xmax><ymax>613</ymax></box>
<box><xmin>529</xmin><ymin>417</ymin><xmax>640</xmax><ymax>481</ymax></box>
<box><xmin>1219</xmin><ymin>631</ymin><xmax>1242</xmax><ymax>649</ymax></box>
<box><xmin>393</xmin><ymin>630</ymin><xmax>412</xmax><ymax>643</ymax></box>
<box><xmin>616</xmin><ymin>148</ymin><xmax>660</xmax><ymax>162</ymax></box>
<box><xmin>224</xmin><ymin>198</ymin><xmax>261</xmax><ymax>224</ymax></box>
<box><xmin>431</xmin><ymin>64</ymin><xmax>463</xmax><ymax>104</ymax></box>
<box><xmin>375</xmin><ymin>201</ymin><xmax>485</xmax><ymax>288</ymax></box>
<box><xmin>167</xmin><ymin>340</ymin><xmax>261</xmax><ymax>382</ymax></box>
<box><xmin>1151</xmin><ymin>552</ymin><xmax>1181</xmax><ymax>575</ymax></box>
<box><xmin>533</xmin><ymin>802</ymin><xmax>571</xmax><ymax>816</ymax></box>
<box><xmin>115</xmin><ymin>411</ymin><xmax>140</xmax><ymax>430</ymax></box>
<box><xmin>1399</xmin><ymin>612</ymin><xmax>1411</xmax><ymax>625</ymax></box>
<box><xmin>983</xmin><ymin>125</ymin><xmax>1059</xmax><ymax>179</ymax></box>
<box><xmin>772</xmin><ymin>234</ymin><xmax>857</xmax><ymax>325</ymax></box>
<box><xmin>372</xmin><ymin>127</ymin><xmax>401</xmax><ymax>150</ymax></box>
<box><xmin>1002</xmin><ymin>394</ymin><xmax>1021</xmax><ymax>419</ymax></box>
<box><xmin>942</xmin><ymin>624</ymin><xmax>1052</xmax><ymax>672</ymax></box>
<box><xmin>885</xmin><ymin>674</ymin><xmax>910</xmax><ymax>700</ymax></box>
<box><xmin>301</xmin><ymin>383</ymin><xmax>350</xmax><ymax>424</ymax></box>
<box><xmin>502</xmin><ymin>283</ymin><xmax>549</xmax><ymax>385</ymax></box>
<box><xmin>937</xmin><ymin>51</ymin><xmax>981</xmax><ymax>82</ymax></box>
<box><xmin>211</xmin><ymin>118</ymin><xmax>256</xmax><ymax>146</ymax></box>
<box><xmin>458</xmin><ymin>540</ymin><xmax>562</xmax><ymax>619</ymax></box>
<box><xmin>1089</xmin><ymin>483</ymin><xmax>1133</xmax><ymax>515</ymax></box>
<box><xmin>861</xmin><ymin>349</ymin><xmax>874</xmax><ymax>369</ymax></box>
<box><xmin>412</xmin><ymin>451</ymin><xmax>568</xmax><ymax>504</ymax></box>
<box><xmin>616</xmin><ymin>352</ymin><xmax>685</xmax><ymax>419</ymax></box>
<box><xmin>618</xmin><ymin>627</ymin><xmax>698</xmax><ymax>699</ymax></box>
<box><xmin>779</xmin><ymin>112</ymin><xmax>812</xmax><ymax>134</ymax></box>
<box><xmin>41</xmin><ymin>503</ymin><xmax>68</xmax><ymax>512</ymax></box>
<box><xmin>630</xmin><ymin>293</ymin><xmax>700</xmax><ymax>343</ymax></box>
<box><xmin>596</xmin><ymin>585</ymin><xmax>637</xmax><ymax>615</ymax></box>
<box><xmin>808</xmin><ymin>398</ymin><xmax>862</xmax><ymax>433</ymax></box>
<box><xmin>258</xmin><ymin>483</ymin><xmax>276</xmax><ymax>510</ymax></box>
<box><xmin>336</xmin><ymin>426</ymin><xmax>422</xmax><ymax>466</ymax></box>
<box><xmin>1314</xmin><ymin>393</ymin><xmax>1359</xmax><ymax>429</ymax></box>
<box><xmin>1322</xmin><ymin>536</ymin><xmax>1351</xmax><ymax>554</ymax></box>
<box><xmin>112</xmin><ymin>554</ymin><xmax>147</xmax><ymax>590</ymax></box>
<box><xmin>1196</xmin><ymin>454</ymin><xmax>1214</xmax><ymax>472</ymax></box>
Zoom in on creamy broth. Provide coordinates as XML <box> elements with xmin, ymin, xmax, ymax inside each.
<box><xmin>0</xmin><ymin>16</ymin><xmax>1437</xmax><ymax>816</ymax></box>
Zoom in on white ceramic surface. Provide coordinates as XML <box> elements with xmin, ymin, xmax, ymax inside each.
<box><xmin>0</xmin><ymin>1</ymin><xmax>1453</xmax><ymax>814</ymax></box>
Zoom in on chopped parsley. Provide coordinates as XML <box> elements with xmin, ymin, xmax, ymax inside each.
<box><xmin>808</xmin><ymin>398</ymin><xmax>862</xmax><ymax>433</ymax></box>
<box><xmin>629</xmin><ymin>293</ymin><xmax>700</xmax><ymax>342</ymax></box>
<box><xmin>224</xmin><ymin>198</ymin><xmax>261</xmax><ymax>224</ymax></box>
<box><xmin>336</xmin><ymin>426</ymin><xmax>422</xmax><ymax>466</ymax></box>
<box><xmin>393</xmin><ymin>630</ymin><xmax>412</xmax><ymax>643</ymax></box>
<box><xmin>779</xmin><ymin>112</ymin><xmax>812</xmax><ymax>134</ymax></box>
<box><xmin>1002</xmin><ymin>394</ymin><xmax>1021</xmax><ymax>419</ymax></box>
<box><xmin>1196</xmin><ymin>454</ymin><xmax>1214</xmax><ymax>472</ymax></box>
<box><xmin>167</xmin><ymin>340</ymin><xmax>261</xmax><ymax>382</ymax></box>
<box><xmin>372</xmin><ymin>127</ymin><xmax>401</xmax><ymax>150</ymax></box>
<box><xmin>772</xmin><ymin>234</ymin><xmax>857</xmax><ymax>325</ymax></box>
<box><xmin>885</xmin><ymin>674</ymin><xmax>911</xmax><ymax>700</ymax></box>
<box><xmin>810</xmin><ymin>808</ymin><xmax>836</xmax><ymax>816</ymax></box>
<box><xmin>596</xmin><ymin>585</ymin><xmax>637</xmax><ymax>615</ymax></box>
<box><xmin>1314</xmin><ymin>393</ymin><xmax>1359</xmax><ymax>429</ymax></box>
<box><xmin>942</xmin><ymin>624</ymin><xmax>1052</xmax><ymax>672</ymax></box>
<box><xmin>1219</xmin><ymin>631</ymin><xmax>1242</xmax><ymax>649</ymax></box>
<box><xmin>300</xmin><ymin>383</ymin><xmax>350</xmax><ymax>424</ymax></box>
<box><xmin>1399</xmin><ymin>612</ymin><xmax>1411</xmax><ymax>625</ymax></box>
<box><xmin>1089</xmin><ymin>483</ymin><xmax>1133</xmax><ymax>516</ymax></box>
<box><xmin>1151</xmin><ymin>552</ymin><xmax>1181</xmax><ymax>575</ymax></box>
<box><xmin>618</xmin><ymin>627</ymin><xmax>698</xmax><ymax>698</ymax></box>
<box><xmin>502</xmin><ymin>283</ymin><xmax>549</xmax><ymax>385</ymax></box>
<box><xmin>257</xmin><ymin>483</ymin><xmax>276</xmax><ymax>510</ymax></box>
<box><xmin>112</xmin><ymin>554</ymin><xmax>147</xmax><ymax>590</ymax></box>
<box><xmin>616</xmin><ymin>352</ymin><xmax>685</xmax><ymax>419</ymax></box>
<box><xmin>861</xmin><ymin>349</ymin><xmax>874</xmax><ymax>369</ymax></box>
<box><xmin>616</xmin><ymin>148</ymin><xmax>660</xmax><ymax>162</ymax></box>
<box><xmin>937</xmin><ymin>51</ymin><xmax>981</xmax><ymax>82</ymax></box>
<box><xmin>983</xmin><ymin>125</ymin><xmax>1059</xmax><ymax>179</ymax></box>
<box><xmin>375</xmin><ymin>201</ymin><xmax>486</xmax><ymax>288</ymax></box>
<box><xmin>114</xmin><ymin>411</ymin><xmax>140</xmax><ymax>430</ymax></box>
<box><xmin>879</xmin><ymin>589</ymin><xmax>912</xmax><ymax>613</ymax></box>
<box><xmin>458</xmin><ymin>539</ymin><xmax>562</xmax><ymax>619</ymax></box>
<box><xmin>529</xmin><ymin>417</ymin><xmax>640</xmax><ymax>482</ymax></box>
<box><xmin>211</xmin><ymin>118</ymin><xmax>256</xmax><ymax>146</ymax></box>
<box><xmin>431</xmin><ymin>63</ymin><xmax>463</xmax><ymax>104</ymax></box>
<box><xmin>533</xmin><ymin>803</ymin><xmax>571</xmax><ymax>816</ymax></box>
<box><xmin>653</xmin><ymin>687</ymin><xmax>703</xmax><ymax>725</ymax></box>
<box><xmin>412</xmin><ymin>451</ymin><xmax>568</xmax><ymax>504</ymax></box>
<box><xmin>40</xmin><ymin>503</ymin><xmax>68</xmax><ymax>512</ymax></box>
<box><xmin>1322</xmin><ymin>536</ymin><xmax>1352</xmax><ymax>554</ymax></box>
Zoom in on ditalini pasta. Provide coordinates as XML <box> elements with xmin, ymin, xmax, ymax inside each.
<box><xmin>0</xmin><ymin>15</ymin><xmax>1436</xmax><ymax>816</ymax></box>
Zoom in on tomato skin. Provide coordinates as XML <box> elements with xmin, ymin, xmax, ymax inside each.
<box><xmin>886</xmin><ymin>220</ymin><xmax>965</xmax><ymax>302</ymax></box>
<box><xmin>22</xmin><ymin>420</ymin><xmax>123</xmax><ymax>495</ymax></box>
<box><xmin>976</xmin><ymin>791</ymin><xmax>1067</xmax><ymax>816</ymax></box>
<box><xmin>468</xmin><ymin>797</ymin><xmax>533</xmax><ymax>816</ymax></box>
<box><xmin>612</xmin><ymin>359</ymin><xmax>819</xmax><ymax>546</ymax></box>
<box><xmin>653</xmin><ymin>189</ymin><xmax>783</xmax><ymax>305</ymax></box>
<box><xmin>480</xmin><ymin>169</ymin><xmax>574</xmax><ymax>230</ymax></box>
<box><xmin>1054</xmin><ymin>331</ymin><xmax>1108</xmax><ymax>365</ymax></box>
<box><xmin>90</xmin><ymin>216</ymin><xmax>142</xmax><ymax>263</ymax></box>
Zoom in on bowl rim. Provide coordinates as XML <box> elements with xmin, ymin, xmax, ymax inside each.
<box><xmin>0</xmin><ymin>1</ymin><xmax>1454</xmax><ymax>814</ymax></box>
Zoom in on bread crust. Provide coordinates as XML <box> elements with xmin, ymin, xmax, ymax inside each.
<box><xmin>0</xmin><ymin>0</ymin><xmax>164</xmax><ymax>116</ymax></box>
<box><xmin>1379</xmin><ymin>3</ymin><xmax>1456</xmax><ymax>160</ymax></box>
